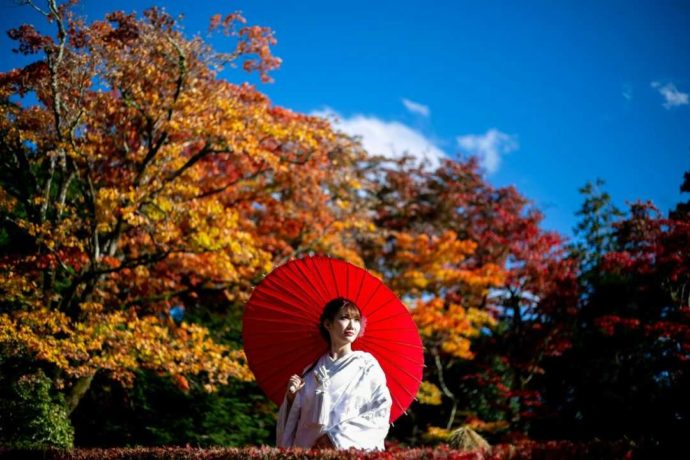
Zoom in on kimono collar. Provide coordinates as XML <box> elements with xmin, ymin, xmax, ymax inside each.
<box><xmin>311</xmin><ymin>351</ymin><xmax>366</xmax><ymax>428</ymax></box>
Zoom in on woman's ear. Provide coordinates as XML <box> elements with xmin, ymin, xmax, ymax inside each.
<box><xmin>322</xmin><ymin>319</ymin><xmax>331</xmax><ymax>332</ymax></box>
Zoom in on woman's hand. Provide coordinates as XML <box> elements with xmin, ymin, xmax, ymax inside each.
<box><xmin>286</xmin><ymin>374</ymin><xmax>304</xmax><ymax>403</ymax></box>
<box><xmin>312</xmin><ymin>433</ymin><xmax>334</xmax><ymax>449</ymax></box>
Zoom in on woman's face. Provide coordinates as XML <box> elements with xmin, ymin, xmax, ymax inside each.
<box><xmin>324</xmin><ymin>306</ymin><xmax>361</xmax><ymax>346</ymax></box>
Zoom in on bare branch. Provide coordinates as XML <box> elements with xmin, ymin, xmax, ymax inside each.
<box><xmin>90</xmin><ymin>250</ymin><xmax>175</xmax><ymax>277</ymax></box>
<box><xmin>39</xmin><ymin>153</ymin><xmax>56</xmax><ymax>222</ymax></box>
<box><xmin>132</xmin><ymin>36</ymin><xmax>187</xmax><ymax>186</ymax></box>
<box><xmin>165</xmin><ymin>36</ymin><xmax>187</xmax><ymax>122</ymax></box>
<box><xmin>21</xmin><ymin>0</ymin><xmax>49</xmax><ymax>17</ymax></box>
<box><xmin>432</xmin><ymin>347</ymin><xmax>458</xmax><ymax>430</ymax></box>
<box><xmin>193</xmin><ymin>167</ymin><xmax>267</xmax><ymax>200</ymax></box>
<box><xmin>46</xmin><ymin>0</ymin><xmax>68</xmax><ymax>139</ymax></box>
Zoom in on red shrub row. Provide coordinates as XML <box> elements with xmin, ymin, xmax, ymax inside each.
<box><xmin>0</xmin><ymin>441</ymin><xmax>638</xmax><ymax>460</ymax></box>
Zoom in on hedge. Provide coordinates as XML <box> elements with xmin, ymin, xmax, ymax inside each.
<box><xmin>0</xmin><ymin>441</ymin><xmax>639</xmax><ymax>460</ymax></box>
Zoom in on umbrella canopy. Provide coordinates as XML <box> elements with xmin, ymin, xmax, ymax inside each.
<box><xmin>243</xmin><ymin>255</ymin><xmax>424</xmax><ymax>422</ymax></box>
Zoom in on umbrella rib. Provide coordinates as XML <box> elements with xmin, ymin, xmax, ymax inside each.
<box><xmin>245</xmin><ymin>328</ymin><xmax>319</xmax><ymax>335</ymax></box>
<box><xmin>384</xmin><ymin>364</ymin><xmax>423</xmax><ymax>388</ymax></box>
<box><xmin>387</xmin><ymin>369</ymin><xmax>420</xmax><ymax>400</ymax></box>
<box><xmin>364</xmin><ymin>321</ymin><xmax>419</xmax><ymax>335</ymax></box>
<box><xmin>360</xmin><ymin>342</ymin><xmax>423</xmax><ymax>367</ymax></box>
<box><xmin>246</xmin><ymin>339</ymin><xmax>324</xmax><ymax>355</ymax></box>
<box><xmin>295</xmin><ymin>262</ymin><xmax>327</xmax><ymax>305</ymax></box>
<box><xmin>366</xmin><ymin>343</ymin><xmax>424</xmax><ymax>366</ymax></box>
<box><xmin>247</xmin><ymin>353</ymin><xmax>304</xmax><ymax>366</ymax></box>
<box><xmin>249</xmin><ymin>289</ymin><xmax>317</xmax><ymax>319</ymax></box>
<box><xmin>364</xmin><ymin>336</ymin><xmax>425</xmax><ymax>350</ymax></box>
<box><xmin>245</xmin><ymin>343</ymin><xmax>327</xmax><ymax>358</ymax></box>
<box><xmin>387</xmin><ymin>372</ymin><xmax>419</xmax><ymax>409</ymax></box>
<box><xmin>269</xmin><ymin>271</ymin><xmax>318</xmax><ymax>312</ymax></box>
<box><xmin>285</xmin><ymin>260</ymin><xmax>323</xmax><ymax>305</ymax></box>
<box><xmin>366</xmin><ymin>309</ymin><xmax>415</xmax><ymax>325</ymax></box>
<box><xmin>244</xmin><ymin>302</ymin><xmax>318</xmax><ymax>325</ymax></box>
<box><xmin>304</xmin><ymin>256</ymin><xmax>331</xmax><ymax>305</ymax></box>
<box><xmin>363</xmin><ymin>344</ymin><xmax>424</xmax><ymax>382</ymax></box>
<box><xmin>327</xmin><ymin>257</ymin><xmax>336</xmax><ymax>298</ymax></box>
<box><xmin>243</xmin><ymin>299</ymin><xmax>319</xmax><ymax>321</ymax></box>
<box><xmin>364</xmin><ymin>294</ymin><xmax>399</xmax><ymax>320</ymax></box>
<box><xmin>389</xmin><ymin>385</ymin><xmax>408</xmax><ymax>421</ymax></box>
<box><xmin>319</xmin><ymin>256</ymin><xmax>338</xmax><ymax>301</ymax></box>
<box><xmin>242</xmin><ymin>315</ymin><xmax>318</xmax><ymax>327</ymax></box>
<box><xmin>360</xmin><ymin>278</ymin><xmax>384</xmax><ymax>313</ymax></box>
<box><xmin>276</xmin><ymin>259</ymin><xmax>330</xmax><ymax>310</ymax></box>
<box><xmin>247</xmin><ymin>343</ymin><xmax>324</xmax><ymax>368</ymax></box>
<box><xmin>390</xmin><ymin>375</ymin><xmax>421</xmax><ymax>401</ymax></box>
<box><xmin>363</xmin><ymin>333</ymin><xmax>422</xmax><ymax>342</ymax></box>
<box><xmin>328</xmin><ymin>257</ymin><xmax>340</xmax><ymax>298</ymax></box>
<box><xmin>250</xmin><ymin>289</ymin><xmax>310</xmax><ymax>315</ymax></box>
<box><xmin>355</xmin><ymin>264</ymin><xmax>366</xmax><ymax>306</ymax></box>
<box><xmin>255</xmin><ymin>352</ymin><xmax>315</xmax><ymax>383</ymax></box>
<box><xmin>311</xmin><ymin>256</ymin><xmax>336</xmax><ymax>303</ymax></box>
<box><xmin>361</xmin><ymin>323</ymin><xmax>419</xmax><ymax>333</ymax></box>
<box><xmin>345</xmin><ymin>260</ymin><xmax>350</xmax><ymax>300</ymax></box>
<box><xmin>260</xmin><ymin>281</ymin><xmax>318</xmax><ymax>314</ymax></box>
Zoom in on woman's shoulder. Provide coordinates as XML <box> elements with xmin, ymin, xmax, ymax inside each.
<box><xmin>352</xmin><ymin>350</ymin><xmax>374</xmax><ymax>360</ymax></box>
<box><xmin>353</xmin><ymin>351</ymin><xmax>387</xmax><ymax>385</ymax></box>
<box><xmin>353</xmin><ymin>351</ymin><xmax>383</xmax><ymax>369</ymax></box>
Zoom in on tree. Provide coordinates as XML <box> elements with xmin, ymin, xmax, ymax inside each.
<box><xmin>0</xmin><ymin>1</ymin><xmax>347</xmax><ymax>438</ymax></box>
<box><xmin>348</xmin><ymin>157</ymin><xmax>577</xmax><ymax>442</ymax></box>
<box><xmin>541</xmin><ymin>173</ymin><xmax>690</xmax><ymax>449</ymax></box>
<box><xmin>670</xmin><ymin>170</ymin><xmax>690</xmax><ymax>220</ymax></box>
<box><xmin>569</xmin><ymin>179</ymin><xmax>624</xmax><ymax>294</ymax></box>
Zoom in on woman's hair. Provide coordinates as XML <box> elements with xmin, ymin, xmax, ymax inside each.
<box><xmin>319</xmin><ymin>297</ymin><xmax>365</xmax><ymax>343</ymax></box>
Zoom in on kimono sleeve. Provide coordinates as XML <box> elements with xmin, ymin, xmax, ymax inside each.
<box><xmin>276</xmin><ymin>390</ymin><xmax>302</xmax><ymax>448</ymax></box>
<box><xmin>327</xmin><ymin>359</ymin><xmax>392</xmax><ymax>451</ymax></box>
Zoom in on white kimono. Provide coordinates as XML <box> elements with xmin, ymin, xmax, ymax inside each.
<box><xmin>276</xmin><ymin>350</ymin><xmax>392</xmax><ymax>450</ymax></box>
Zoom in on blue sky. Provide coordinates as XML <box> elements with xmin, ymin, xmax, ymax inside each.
<box><xmin>2</xmin><ymin>0</ymin><xmax>689</xmax><ymax>238</ymax></box>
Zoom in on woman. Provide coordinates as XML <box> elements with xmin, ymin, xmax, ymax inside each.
<box><xmin>276</xmin><ymin>298</ymin><xmax>392</xmax><ymax>450</ymax></box>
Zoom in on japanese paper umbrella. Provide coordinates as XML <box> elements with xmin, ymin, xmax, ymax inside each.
<box><xmin>242</xmin><ymin>255</ymin><xmax>424</xmax><ymax>422</ymax></box>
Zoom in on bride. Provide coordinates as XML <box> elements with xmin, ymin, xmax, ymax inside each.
<box><xmin>276</xmin><ymin>298</ymin><xmax>392</xmax><ymax>450</ymax></box>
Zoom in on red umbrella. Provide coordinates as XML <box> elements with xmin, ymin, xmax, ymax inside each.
<box><xmin>243</xmin><ymin>255</ymin><xmax>424</xmax><ymax>422</ymax></box>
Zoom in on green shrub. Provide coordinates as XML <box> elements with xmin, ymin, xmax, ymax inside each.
<box><xmin>0</xmin><ymin>367</ymin><xmax>74</xmax><ymax>449</ymax></box>
<box><xmin>71</xmin><ymin>370</ymin><xmax>274</xmax><ymax>447</ymax></box>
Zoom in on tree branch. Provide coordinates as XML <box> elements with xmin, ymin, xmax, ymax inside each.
<box><xmin>46</xmin><ymin>0</ymin><xmax>67</xmax><ymax>139</ymax></box>
<box><xmin>193</xmin><ymin>166</ymin><xmax>267</xmax><ymax>200</ymax></box>
<box><xmin>66</xmin><ymin>372</ymin><xmax>95</xmax><ymax>415</ymax></box>
<box><xmin>432</xmin><ymin>347</ymin><xmax>458</xmax><ymax>430</ymax></box>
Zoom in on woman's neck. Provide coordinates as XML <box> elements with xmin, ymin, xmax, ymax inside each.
<box><xmin>329</xmin><ymin>343</ymin><xmax>353</xmax><ymax>360</ymax></box>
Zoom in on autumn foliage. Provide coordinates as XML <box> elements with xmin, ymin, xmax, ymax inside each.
<box><xmin>0</xmin><ymin>0</ymin><xmax>353</xmax><ymax>416</ymax></box>
<box><xmin>1</xmin><ymin>0</ymin><xmax>688</xmax><ymax>454</ymax></box>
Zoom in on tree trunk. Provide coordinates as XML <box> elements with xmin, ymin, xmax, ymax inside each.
<box><xmin>66</xmin><ymin>373</ymin><xmax>95</xmax><ymax>415</ymax></box>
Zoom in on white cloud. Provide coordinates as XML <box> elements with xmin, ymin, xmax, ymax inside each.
<box><xmin>622</xmin><ymin>84</ymin><xmax>633</xmax><ymax>101</ymax></box>
<box><xmin>312</xmin><ymin>107</ymin><xmax>446</xmax><ymax>168</ymax></box>
<box><xmin>402</xmin><ymin>98</ymin><xmax>430</xmax><ymax>117</ymax></box>
<box><xmin>456</xmin><ymin>129</ymin><xmax>518</xmax><ymax>174</ymax></box>
<box><xmin>651</xmin><ymin>81</ymin><xmax>689</xmax><ymax>109</ymax></box>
